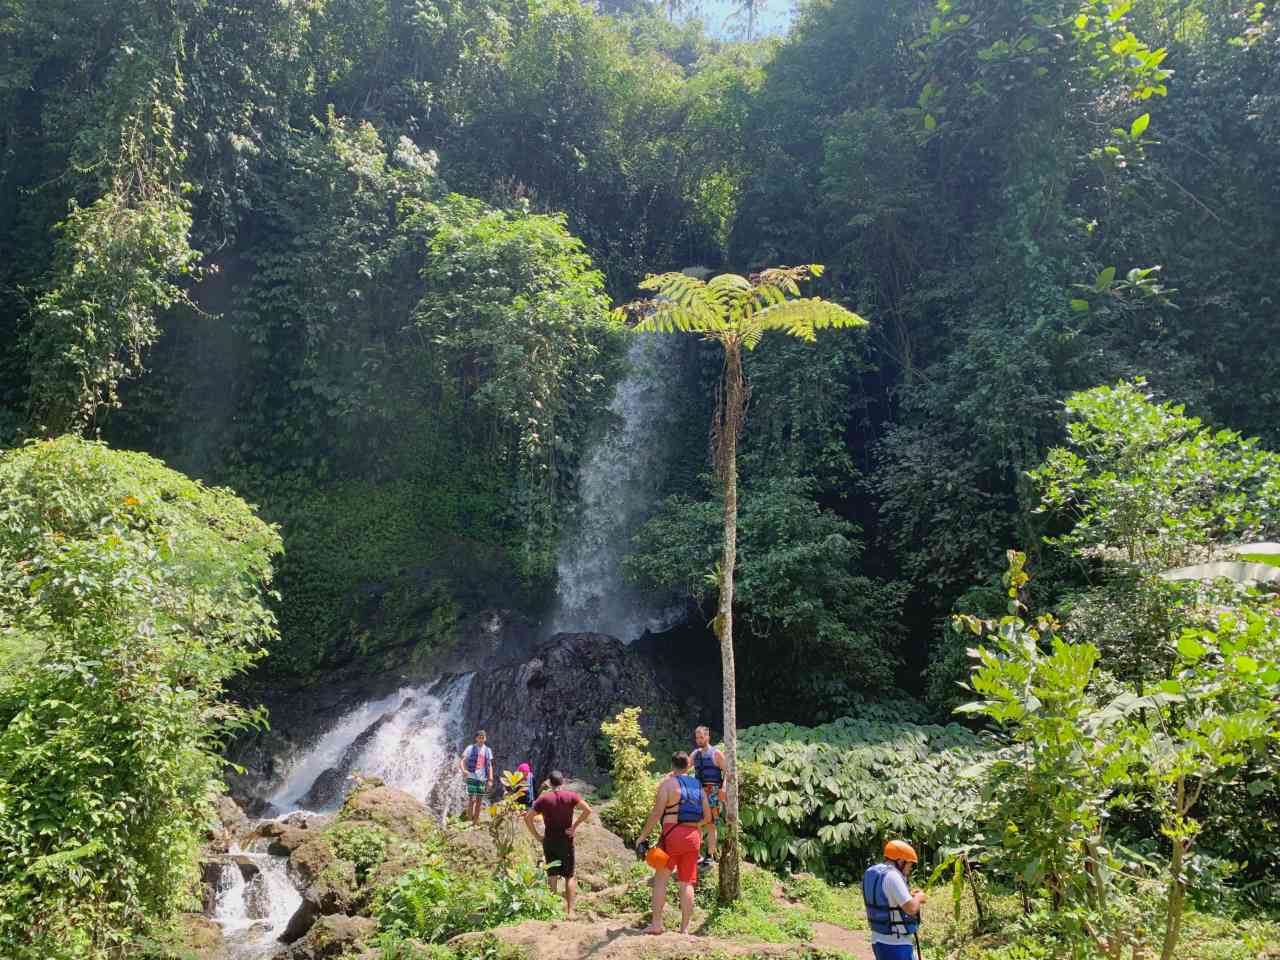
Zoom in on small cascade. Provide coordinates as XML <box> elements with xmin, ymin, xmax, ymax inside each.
<box><xmin>336</xmin><ymin>673</ymin><xmax>474</xmax><ymax>816</ymax></box>
<box><xmin>547</xmin><ymin>333</ymin><xmax>685</xmax><ymax>641</ymax></box>
<box><xmin>210</xmin><ymin>843</ymin><xmax>302</xmax><ymax>958</ymax></box>
<box><xmin>267</xmin><ymin>673</ymin><xmax>474</xmax><ymax>819</ymax></box>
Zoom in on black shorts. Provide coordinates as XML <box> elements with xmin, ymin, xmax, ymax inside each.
<box><xmin>542</xmin><ymin>834</ymin><xmax>575</xmax><ymax>878</ymax></box>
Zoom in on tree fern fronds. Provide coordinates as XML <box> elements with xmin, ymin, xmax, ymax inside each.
<box><xmin>748</xmin><ymin>298</ymin><xmax>867</xmax><ymax>346</ymax></box>
<box><xmin>708</xmin><ymin>272</ymin><xmax>753</xmax><ymax>304</ymax></box>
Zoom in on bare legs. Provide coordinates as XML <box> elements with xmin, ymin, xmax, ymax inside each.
<box><xmin>644</xmin><ymin>869</ymin><xmax>693</xmax><ymax>935</ymax></box>
<box><xmin>466</xmin><ymin>791</ymin><xmax>482</xmax><ymax>825</ymax></box>
<box><xmin>548</xmin><ymin>875</ymin><xmax>577</xmax><ymax>919</ymax></box>
<box><xmin>678</xmin><ymin>879</ymin><xmax>693</xmax><ymax>932</ymax></box>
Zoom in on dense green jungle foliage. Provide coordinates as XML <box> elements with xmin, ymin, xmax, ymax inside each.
<box><xmin>0</xmin><ymin>437</ymin><xmax>280</xmax><ymax>957</ymax></box>
<box><xmin>2</xmin><ymin>0</ymin><xmax>1279</xmax><ymax>699</ymax></box>
<box><xmin>2</xmin><ymin>1</ymin><xmax>1280</xmax><ymax>950</ymax></box>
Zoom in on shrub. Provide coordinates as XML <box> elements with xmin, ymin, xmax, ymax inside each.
<box><xmin>331</xmin><ymin>823</ymin><xmax>393</xmax><ymax>886</ymax></box>
<box><xmin>377</xmin><ymin>855</ymin><xmax>560</xmax><ymax>943</ymax></box>
<box><xmin>599</xmin><ymin>707</ymin><xmax>657</xmax><ymax>844</ymax></box>
<box><xmin>737</xmin><ymin>715</ymin><xmax>991</xmax><ymax>878</ymax></box>
<box><xmin>0</xmin><ymin>437</ymin><xmax>281</xmax><ymax>958</ymax></box>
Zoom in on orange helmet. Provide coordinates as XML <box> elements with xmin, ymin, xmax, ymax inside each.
<box><xmin>645</xmin><ymin>846</ymin><xmax>670</xmax><ymax>871</ymax></box>
<box><xmin>884</xmin><ymin>840</ymin><xmax>918</xmax><ymax>863</ymax></box>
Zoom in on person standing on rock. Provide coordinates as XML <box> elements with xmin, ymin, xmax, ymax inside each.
<box><xmin>459</xmin><ymin>730</ymin><xmax>494</xmax><ymax>825</ymax></box>
<box><xmin>690</xmin><ymin>725</ymin><xmax>726</xmax><ymax>869</ymax></box>
<box><xmin>524</xmin><ymin>770</ymin><xmax>593</xmax><ymax>919</ymax></box>
<box><xmin>636</xmin><ymin>752</ymin><xmax>709</xmax><ymax>936</ymax></box>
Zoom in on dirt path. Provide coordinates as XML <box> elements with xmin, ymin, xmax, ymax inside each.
<box><xmin>452</xmin><ymin>916</ymin><xmax>874</xmax><ymax>960</ymax></box>
<box><xmin>806</xmin><ymin>921</ymin><xmax>874</xmax><ymax>960</ymax></box>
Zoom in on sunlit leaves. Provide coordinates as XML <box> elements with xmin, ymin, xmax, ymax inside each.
<box><xmin>620</xmin><ymin>265</ymin><xmax>863</xmax><ymax>350</ymax></box>
<box><xmin>1031</xmin><ymin>380</ymin><xmax>1280</xmax><ymax>575</ymax></box>
<box><xmin>0</xmin><ymin>437</ymin><xmax>281</xmax><ymax>955</ymax></box>
<box><xmin>737</xmin><ymin>715</ymin><xmax>991</xmax><ymax>871</ymax></box>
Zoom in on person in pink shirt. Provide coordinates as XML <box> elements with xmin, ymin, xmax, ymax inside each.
<box><xmin>516</xmin><ymin>762</ymin><xmax>535</xmax><ymax>810</ymax></box>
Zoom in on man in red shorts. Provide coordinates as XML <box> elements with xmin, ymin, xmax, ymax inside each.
<box><xmin>636</xmin><ymin>752</ymin><xmax>710</xmax><ymax>935</ymax></box>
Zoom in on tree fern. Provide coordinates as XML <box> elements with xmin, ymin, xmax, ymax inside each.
<box><xmin>617</xmin><ymin>264</ymin><xmax>868</xmax><ymax>903</ymax></box>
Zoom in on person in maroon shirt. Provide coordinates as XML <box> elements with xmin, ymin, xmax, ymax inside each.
<box><xmin>524</xmin><ymin>770</ymin><xmax>593</xmax><ymax>918</ymax></box>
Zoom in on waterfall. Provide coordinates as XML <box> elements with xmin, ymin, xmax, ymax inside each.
<box><xmin>547</xmin><ymin>333</ymin><xmax>684</xmax><ymax>642</ymax></box>
<box><xmin>210</xmin><ymin>845</ymin><xmax>302</xmax><ymax>958</ymax></box>
<box><xmin>209</xmin><ymin>675</ymin><xmax>474</xmax><ymax>950</ymax></box>
<box><xmin>267</xmin><ymin>673</ymin><xmax>474</xmax><ymax>819</ymax></box>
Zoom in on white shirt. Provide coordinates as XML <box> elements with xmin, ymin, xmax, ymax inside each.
<box><xmin>869</xmin><ymin>865</ymin><xmax>914</xmax><ymax>946</ymax></box>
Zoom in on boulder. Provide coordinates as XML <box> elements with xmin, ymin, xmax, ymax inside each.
<box><xmin>339</xmin><ymin>784</ymin><xmax>430</xmax><ymax>839</ymax></box>
<box><xmin>288</xmin><ymin>836</ymin><xmax>357</xmax><ymax>915</ymax></box>
<box><xmin>265</xmin><ymin>826</ymin><xmax>313</xmax><ymax>857</ymax></box>
<box><xmin>298</xmin><ymin>767</ymin><xmax>347</xmax><ymax>810</ymax></box>
<box><xmin>272</xmin><ymin>914</ymin><xmax>377</xmax><ymax>960</ymax></box>
<box><xmin>217</xmin><ymin>795</ymin><xmax>251</xmax><ymax>837</ymax></box>
<box><xmin>229</xmin><ymin>854</ymin><xmax>263</xmax><ymax>880</ymax></box>
<box><xmin>278</xmin><ymin>897</ymin><xmax>320</xmax><ymax>944</ymax></box>
<box><xmin>181</xmin><ymin>913</ymin><xmax>228</xmax><ymax>960</ymax></box>
<box><xmin>206</xmin><ymin>794</ymin><xmax>252</xmax><ymax>853</ymax></box>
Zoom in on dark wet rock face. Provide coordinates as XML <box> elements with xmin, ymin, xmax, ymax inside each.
<box><xmin>278</xmin><ymin>898</ymin><xmax>320</xmax><ymax>944</ymax></box>
<box><xmin>226</xmin><ymin>612</ymin><xmax>711</xmax><ymax>813</ymax></box>
<box><xmin>297</xmin><ymin>767</ymin><xmax>345</xmax><ymax>810</ymax></box>
<box><xmin>462</xmin><ymin>631</ymin><xmax>707</xmax><ymax>786</ymax></box>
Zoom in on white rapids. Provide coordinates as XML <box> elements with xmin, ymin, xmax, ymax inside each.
<box><xmin>208</xmin><ymin>673</ymin><xmax>474</xmax><ymax>951</ymax></box>
<box><xmin>268</xmin><ymin>672</ymin><xmax>474</xmax><ymax>816</ymax></box>
<box><xmin>210</xmin><ymin>843</ymin><xmax>302</xmax><ymax>959</ymax></box>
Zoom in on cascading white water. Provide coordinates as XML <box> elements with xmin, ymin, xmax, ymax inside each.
<box><xmin>547</xmin><ymin>333</ymin><xmax>685</xmax><ymax>641</ymax></box>
<box><xmin>265</xmin><ymin>687</ymin><xmax>406</xmax><ymax>810</ymax></box>
<box><xmin>331</xmin><ymin>673</ymin><xmax>473</xmax><ymax>813</ymax></box>
<box><xmin>211</xmin><ymin>845</ymin><xmax>302</xmax><ymax>959</ymax></box>
<box><xmin>209</xmin><ymin>674</ymin><xmax>474</xmax><ymax>951</ymax></box>
<box><xmin>267</xmin><ymin>673</ymin><xmax>474</xmax><ymax>818</ymax></box>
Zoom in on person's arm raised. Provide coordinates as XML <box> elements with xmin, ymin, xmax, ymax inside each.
<box><xmin>902</xmin><ymin>889</ymin><xmax>929</xmax><ymax>916</ymax></box>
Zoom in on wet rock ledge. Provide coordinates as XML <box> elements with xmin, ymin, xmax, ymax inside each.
<box><xmin>226</xmin><ymin>610</ymin><xmax>713</xmax><ymax>814</ymax></box>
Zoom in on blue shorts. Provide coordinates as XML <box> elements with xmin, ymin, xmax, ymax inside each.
<box><xmin>871</xmin><ymin>943</ymin><xmax>917</xmax><ymax>960</ymax></box>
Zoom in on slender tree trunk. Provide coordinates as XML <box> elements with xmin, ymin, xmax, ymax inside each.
<box><xmin>716</xmin><ymin>343</ymin><xmax>743</xmax><ymax>904</ymax></box>
<box><xmin>1160</xmin><ymin>776</ymin><xmax>1189</xmax><ymax>960</ymax></box>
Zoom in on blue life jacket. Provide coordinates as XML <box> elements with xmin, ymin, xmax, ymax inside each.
<box><xmin>693</xmin><ymin>747</ymin><xmax>723</xmax><ymax>786</ymax></box>
<box><xmin>465</xmin><ymin>745</ymin><xmax>491</xmax><ymax>776</ymax></box>
<box><xmin>862</xmin><ymin>862</ymin><xmax>919</xmax><ymax>937</ymax></box>
<box><xmin>665</xmin><ymin>774</ymin><xmax>704</xmax><ymax>824</ymax></box>
<box><xmin>521</xmin><ymin>772</ymin><xmax>534</xmax><ymax>803</ymax></box>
